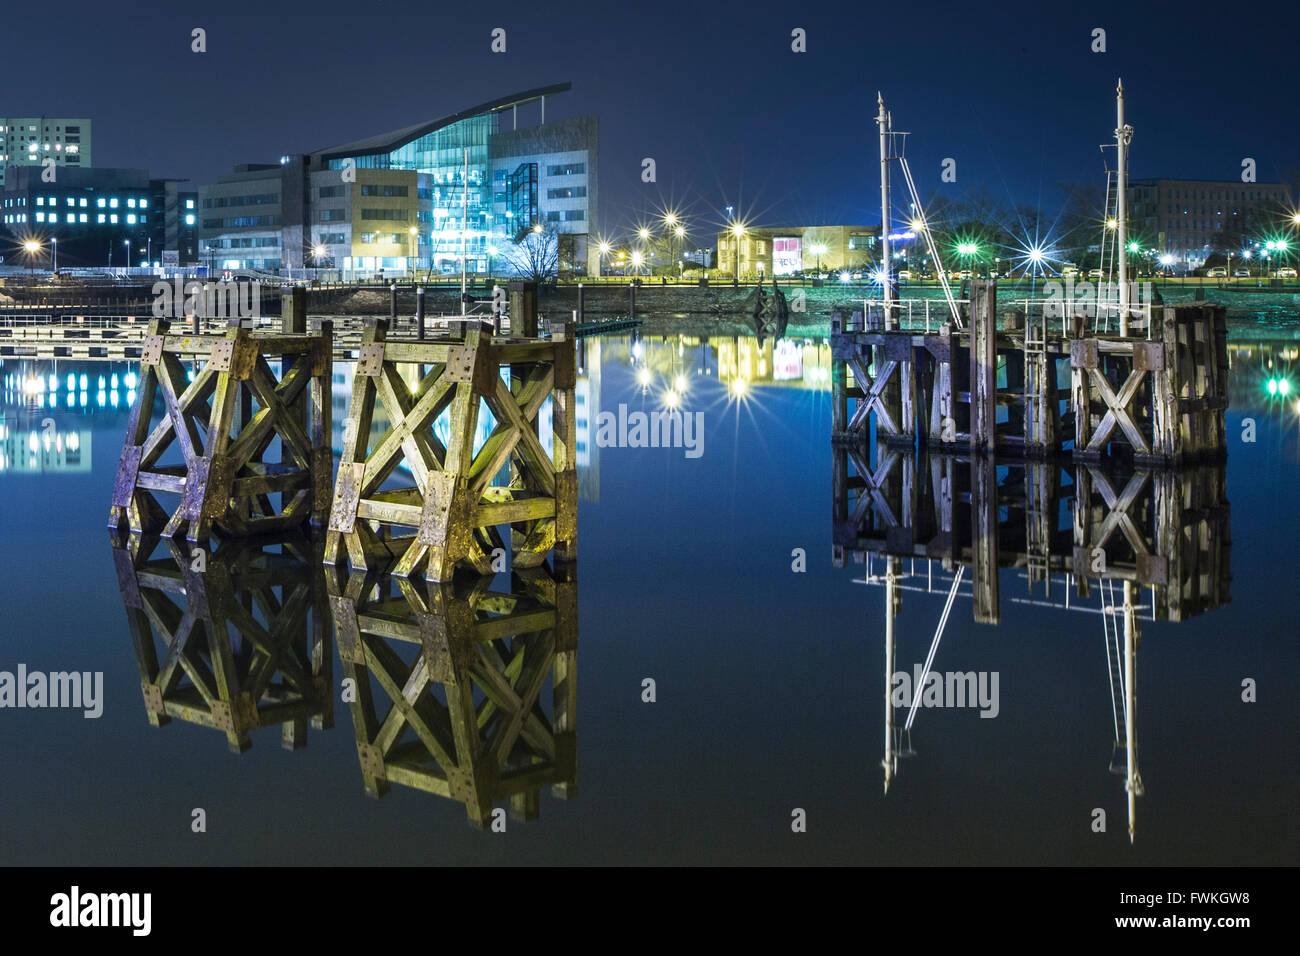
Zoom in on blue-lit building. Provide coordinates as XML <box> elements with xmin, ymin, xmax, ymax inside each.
<box><xmin>198</xmin><ymin>83</ymin><xmax>598</xmax><ymax>277</ymax></box>
<box><xmin>1</xmin><ymin>166</ymin><xmax>196</xmax><ymax>269</ymax></box>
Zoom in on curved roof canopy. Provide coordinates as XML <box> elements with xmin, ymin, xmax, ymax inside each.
<box><xmin>311</xmin><ymin>83</ymin><xmax>572</xmax><ymax>164</ymax></box>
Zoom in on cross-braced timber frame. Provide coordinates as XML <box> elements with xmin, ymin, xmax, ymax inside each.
<box><xmin>324</xmin><ymin>318</ymin><xmax>577</xmax><ymax>581</ymax></box>
<box><xmin>112</xmin><ymin>534</ymin><xmax>332</xmax><ymax>753</ymax></box>
<box><xmin>327</xmin><ymin>561</ymin><xmax>577</xmax><ymax>827</ymax></box>
<box><xmin>831</xmin><ymin>286</ymin><xmax>1228</xmax><ymax>465</ymax></box>
<box><xmin>108</xmin><ymin>317</ymin><xmax>333</xmax><ymax>543</ymax></box>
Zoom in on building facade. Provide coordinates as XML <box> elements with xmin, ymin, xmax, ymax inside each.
<box><xmin>2</xmin><ymin>166</ymin><xmax>196</xmax><ymax>269</ymax></box>
<box><xmin>1127</xmin><ymin>178</ymin><xmax>1294</xmax><ymax>268</ymax></box>
<box><xmin>716</xmin><ymin>224</ymin><xmax>880</xmax><ymax>277</ymax></box>
<box><xmin>199</xmin><ymin>84</ymin><xmax>599</xmax><ymax>277</ymax></box>
<box><xmin>0</xmin><ymin>117</ymin><xmax>92</xmax><ymax>189</ymax></box>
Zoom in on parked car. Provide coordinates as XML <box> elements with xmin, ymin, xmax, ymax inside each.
<box><xmin>1277</xmin><ymin>267</ymin><xmax>1298</xmax><ymax>279</ymax></box>
<box><xmin>1088</xmin><ymin>269</ymin><xmax>1104</xmax><ymax>280</ymax></box>
<box><xmin>1206</xmin><ymin>266</ymin><xmax>1227</xmax><ymax>278</ymax></box>
<box><xmin>1233</xmin><ymin>269</ymin><xmax>1250</xmax><ymax>277</ymax></box>
<box><xmin>1061</xmin><ymin>266</ymin><xmax>1080</xmax><ymax>278</ymax></box>
<box><xmin>897</xmin><ymin>270</ymin><xmax>912</xmax><ymax>281</ymax></box>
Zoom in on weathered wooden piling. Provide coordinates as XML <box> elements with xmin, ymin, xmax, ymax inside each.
<box><xmin>109</xmin><ymin>317</ymin><xmax>333</xmax><ymax>543</ymax></box>
<box><xmin>326</xmin><ymin>561</ymin><xmax>577</xmax><ymax>826</ymax></box>
<box><xmin>831</xmin><ymin>298</ymin><xmax>1228</xmax><ymax>464</ymax></box>
<box><xmin>324</xmin><ymin>317</ymin><xmax>577</xmax><ymax>581</ymax></box>
<box><xmin>113</xmin><ymin>535</ymin><xmax>332</xmax><ymax>753</ymax></box>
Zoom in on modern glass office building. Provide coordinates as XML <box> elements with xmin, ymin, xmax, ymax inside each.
<box><xmin>305</xmin><ymin>83</ymin><xmax>598</xmax><ymax>276</ymax></box>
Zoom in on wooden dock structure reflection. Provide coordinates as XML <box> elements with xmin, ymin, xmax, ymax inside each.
<box><xmin>834</xmin><ymin>444</ymin><xmax>1231</xmax><ymax>841</ymax></box>
<box><xmin>326</xmin><ymin>560</ymin><xmax>577</xmax><ymax>827</ymax></box>
<box><xmin>112</xmin><ymin>534</ymin><xmax>332</xmax><ymax>753</ymax></box>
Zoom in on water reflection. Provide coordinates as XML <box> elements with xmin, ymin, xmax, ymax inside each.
<box><xmin>110</xmin><ymin>534</ymin><xmax>578</xmax><ymax>828</ymax></box>
<box><xmin>833</xmin><ymin>447</ymin><xmax>1231</xmax><ymax>841</ymax></box>
<box><xmin>326</xmin><ymin>562</ymin><xmax>578</xmax><ymax>828</ymax></box>
<box><xmin>110</xmin><ymin>533</ymin><xmax>332</xmax><ymax>753</ymax></box>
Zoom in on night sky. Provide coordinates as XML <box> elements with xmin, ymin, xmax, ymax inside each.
<box><xmin>7</xmin><ymin>0</ymin><xmax>1299</xmax><ymax>235</ymax></box>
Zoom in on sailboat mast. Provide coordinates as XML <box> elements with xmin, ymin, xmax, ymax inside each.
<box><xmin>877</xmin><ymin>93</ymin><xmax>893</xmax><ymax>318</ymax></box>
<box><xmin>1116</xmin><ymin>80</ymin><xmax>1133</xmax><ymax>335</ymax></box>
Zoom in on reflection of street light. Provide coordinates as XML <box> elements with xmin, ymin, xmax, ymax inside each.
<box><xmin>408</xmin><ymin>227</ymin><xmax>418</xmax><ymax>277</ymax></box>
<box><xmin>51</xmin><ymin>237</ymin><xmax>58</xmax><ymax>273</ymax></box>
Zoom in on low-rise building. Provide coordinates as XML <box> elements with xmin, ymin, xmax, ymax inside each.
<box><xmin>716</xmin><ymin>224</ymin><xmax>879</xmax><ymax>277</ymax></box>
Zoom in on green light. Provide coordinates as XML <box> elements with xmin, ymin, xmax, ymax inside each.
<box><xmin>1267</xmin><ymin>378</ymin><xmax>1279</xmax><ymax>396</ymax></box>
<box><xmin>1281</xmin><ymin>379</ymin><xmax>1292</xmax><ymax>397</ymax></box>
<box><xmin>1278</xmin><ymin>240</ymin><xmax>1289</xmax><ymax>252</ymax></box>
<box><xmin>1127</xmin><ymin>241</ymin><xmax>1140</xmax><ymax>253</ymax></box>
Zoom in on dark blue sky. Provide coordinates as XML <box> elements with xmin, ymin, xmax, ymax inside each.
<box><xmin>7</xmin><ymin>0</ymin><xmax>1298</xmax><ymax>236</ymax></box>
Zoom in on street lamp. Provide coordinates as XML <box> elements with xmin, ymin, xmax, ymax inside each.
<box><xmin>730</xmin><ymin>222</ymin><xmax>745</xmax><ymax>282</ymax></box>
<box><xmin>123</xmin><ymin>239</ymin><xmax>131</xmax><ymax>270</ymax></box>
<box><xmin>23</xmin><ymin>239</ymin><xmax>42</xmax><ymax>276</ymax></box>
<box><xmin>598</xmin><ymin>240</ymin><xmax>611</xmax><ymax>277</ymax></box>
<box><xmin>810</xmin><ymin>242</ymin><xmax>827</xmax><ymax>273</ymax></box>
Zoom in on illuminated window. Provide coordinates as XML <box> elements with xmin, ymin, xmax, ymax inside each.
<box><xmin>35</xmin><ymin>212</ymin><xmax>44</xmax><ymax>222</ymax></box>
<box><xmin>185</xmin><ymin>199</ymin><xmax>194</xmax><ymax>209</ymax></box>
<box><xmin>110</xmin><ymin>214</ymin><xmax>118</xmax><ymax>223</ymax></box>
<box><xmin>79</xmin><ymin>213</ymin><xmax>87</xmax><ymax>222</ymax></box>
<box><xmin>36</xmin><ymin>197</ymin><xmax>43</xmax><ymax>206</ymax></box>
<box><xmin>96</xmin><ymin>198</ymin><xmax>105</xmax><ymax>208</ymax></box>
<box><xmin>127</xmin><ymin>198</ymin><xmax>136</xmax><ymax>208</ymax></box>
<box><xmin>67</xmin><ymin>197</ymin><xmax>75</xmax><ymax>206</ymax></box>
<box><xmin>126</xmin><ymin>214</ymin><xmax>137</xmax><ymax>224</ymax></box>
<box><xmin>185</xmin><ymin>214</ymin><xmax>195</xmax><ymax>225</ymax></box>
<box><xmin>139</xmin><ymin>199</ymin><xmax>147</xmax><ymax>208</ymax></box>
<box><xmin>79</xmin><ymin>198</ymin><xmax>87</xmax><ymax>207</ymax></box>
<box><xmin>97</xmin><ymin>214</ymin><xmax>105</xmax><ymax>223</ymax></box>
<box><xmin>109</xmin><ymin>198</ymin><xmax>118</xmax><ymax>208</ymax></box>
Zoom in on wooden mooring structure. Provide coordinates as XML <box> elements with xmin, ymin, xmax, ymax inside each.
<box><xmin>324</xmin><ymin>317</ymin><xmax>577</xmax><ymax>581</ymax></box>
<box><xmin>107</xmin><ymin>303</ymin><xmax>579</xmax><ymax>584</ymax></box>
<box><xmin>830</xmin><ymin>281</ymin><xmax>1228</xmax><ymax>464</ymax></box>
<box><xmin>108</xmin><ymin>316</ymin><xmax>333</xmax><ymax>543</ymax></box>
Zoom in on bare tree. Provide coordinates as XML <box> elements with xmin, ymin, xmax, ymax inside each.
<box><xmin>497</xmin><ymin>225</ymin><xmax>560</xmax><ymax>284</ymax></box>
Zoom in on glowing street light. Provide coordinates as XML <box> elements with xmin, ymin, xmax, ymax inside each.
<box><xmin>810</xmin><ymin>242</ymin><xmax>828</xmax><ymax>272</ymax></box>
<box><xmin>729</xmin><ymin>222</ymin><xmax>746</xmax><ymax>280</ymax></box>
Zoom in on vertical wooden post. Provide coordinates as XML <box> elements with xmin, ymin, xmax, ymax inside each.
<box><xmin>282</xmin><ymin>286</ymin><xmax>307</xmax><ymax>334</ymax></box>
<box><xmin>969</xmin><ymin>280</ymin><xmax>997</xmax><ymax>453</ymax></box>
<box><xmin>831</xmin><ymin>310</ymin><xmax>847</xmax><ymax>437</ymax></box>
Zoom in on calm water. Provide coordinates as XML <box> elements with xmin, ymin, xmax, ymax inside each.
<box><xmin>1</xmin><ymin>323</ymin><xmax>1297</xmax><ymax>865</ymax></box>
